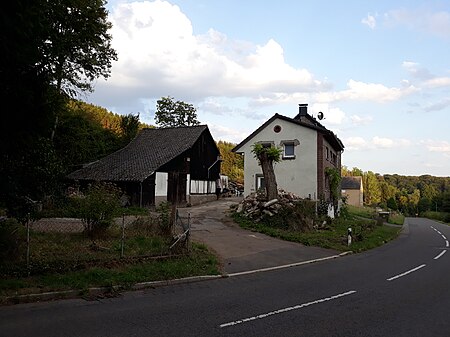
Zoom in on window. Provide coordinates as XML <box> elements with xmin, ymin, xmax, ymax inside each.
<box><xmin>256</xmin><ymin>174</ymin><xmax>265</xmax><ymax>191</ymax></box>
<box><xmin>283</xmin><ymin>143</ymin><xmax>295</xmax><ymax>159</ymax></box>
<box><xmin>326</xmin><ymin>146</ymin><xmax>329</xmax><ymax>160</ymax></box>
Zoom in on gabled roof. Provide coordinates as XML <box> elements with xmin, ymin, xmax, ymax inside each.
<box><xmin>67</xmin><ymin>125</ymin><xmax>210</xmax><ymax>182</ymax></box>
<box><xmin>341</xmin><ymin>176</ymin><xmax>362</xmax><ymax>190</ymax></box>
<box><xmin>232</xmin><ymin>113</ymin><xmax>344</xmax><ymax>153</ymax></box>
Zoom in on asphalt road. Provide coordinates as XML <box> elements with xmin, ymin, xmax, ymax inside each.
<box><xmin>0</xmin><ymin>217</ymin><xmax>448</xmax><ymax>337</ymax></box>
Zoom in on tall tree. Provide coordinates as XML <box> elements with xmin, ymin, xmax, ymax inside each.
<box><xmin>0</xmin><ymin>0</ymin><xmax>117</xmax><ymax>217</ymax></box>
<box><xmin>216</xmin><ymin>141</ymin><xmax>244</xmax><ymax>184</ymax></box>
<box><xmin>120</xmin><ymin>113</ymin><xmax>141</xmax><ymax>144</ymax></box>
<box><xmin>251</xmin><ymin>144</ymin><xmax>282</xmax><ymax>200</ymax></box>
<box><xmin>363</xmin><ymin>171</ymin><xmax>381</xmax><ymax>205</ymax></box>
<box><xmin>155</xmin><ymin>96</ymin><xmax>200</xmax><ymax>128</ymax></box>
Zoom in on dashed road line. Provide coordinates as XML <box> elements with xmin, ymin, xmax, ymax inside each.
<box><xmin>387</xmin><ymin>264</ymin><xmax>426</xmax><ymax>281</ymax></box>
<box><xmin>219</xmin><ymin>290</ymin><xmax>357</xmax><ymax>328</ymax></box>
<box><xmin>434</xmin><ymin>250</ymin><xmax>447</xmax><ymax>260</ymax></box>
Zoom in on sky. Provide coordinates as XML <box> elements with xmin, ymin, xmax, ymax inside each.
<box><xmin>85</xmin><ymin>0</ymin><xmax>450</xmax><ymax>177</ymax></box>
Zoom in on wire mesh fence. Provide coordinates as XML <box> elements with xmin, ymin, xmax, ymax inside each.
<box><xmin>0</xmin><ymin>210</ymin><xmax>191</xmax><ymax>277</ymax></box>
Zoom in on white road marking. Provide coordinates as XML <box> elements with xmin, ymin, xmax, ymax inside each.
<box><xmin>219</xmin><ymin>290</ymin><xmax>357</xmax><ymax>328</ymax></box>
<box><xmin>442</xmin><ymin>235</ymin><xmax>447</xmax><ymax>240</ymax></box>
<box><xmin>446</xmin><ymin>240</ymin><xmax>449</xmax><ymax>247</ymax></box>
<box><xmin>387</xmin><ymin>264</ymin><xmax>426</xmax><ymax>281</ymax></box>
<box><xmin>434</xmin><ymin>250</ymin><xmax>447</xmax><ymax>260</ymax></box>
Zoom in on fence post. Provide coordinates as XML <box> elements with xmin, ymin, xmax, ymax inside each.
<box><xmin>26</xmin><ymin>213</ymin><xmax>30</xmax><ymax>276</ymax></box>
<box><xmin>120</xmin><ymin>213</ymin><xmax>125</xmax><ymax>258</ymax></box>
<box><xmin>187</xmin><ymin>212</ymin><xmax>191</xmax><ymax>253</ymax></box>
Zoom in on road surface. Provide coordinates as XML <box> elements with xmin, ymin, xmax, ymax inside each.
<box><xmin>0</xmin><ymin>217</ymin><xmax>448</xmax><ymax>336</ymax></box>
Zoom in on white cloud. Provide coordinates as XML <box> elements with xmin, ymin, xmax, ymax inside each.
<box><xmin>424</xmin><ymin>77</ymin><xmax>450</xmax><ymax>88</ymax></box>
<box><xmin>344</xmin><ymin>136</ymin><xmax>411</xmax><ymax>151</ymax></box>
<box><xmin>361</xmin><ymin>13</ymin><xmax>377</xmax><ymax>29</ymax></box>
<box><xmin>385</xmin><ymin>8</ymin><xmax>450</xmax><ymax>39</ymax></box>
<box><xmin>98</xmin><ymin>0</ymin><xmax>327</xmax><ymax>106</ymax></box>
<box><xmin>402</xmin><ymin>61</ymin><xmax>433</xmax><ymax>80</ymax></box>
<box><xmin>420</xmin><ymin>140</ymin><xmax>450</xmax><ymax>153</ymax></box>
<box><xmin>314</xmin><ymin>79</ymin><xmax>418</xmax><ymax>103</ymax></box>
<box><xmin>206</xmin><ymin>122</ymin><xmax>250</xmax><ymax>143</ymax></box>
<box><xmin>350</xmin><ymin>115</ymin><xmax>373</xmax><ymax>126</ymax></box>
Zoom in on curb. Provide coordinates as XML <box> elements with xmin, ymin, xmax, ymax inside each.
<box><xmin>227</xmin><ymin>252</ymin><xmax>353</xmax><ymax>277</ymax></box>
<box><xmin>3</xmin><ymin>253</ymin><xmax>352</xmax><ymax>305</ymax></box>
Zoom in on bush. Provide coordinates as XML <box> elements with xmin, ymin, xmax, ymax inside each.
<box><xmin>156</xmin><ymin>201</ymin><xmax>171</xmax><ymax>236</ymax></box>
<box><xmin>0</xmin><ymin>218</ymin><xmax>24</xmax><ymax>262</ymax></box>
<box><xmin>71</xmin><ymin>182</ymin><xmax>122</xmax><ymax>239</ymax></box>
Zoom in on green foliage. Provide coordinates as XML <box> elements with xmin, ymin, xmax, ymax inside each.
<box><xmin>155</xmin><ymin>202</ymin><xmax>172</xmax><ymax>236</ymax></box>
<box><xmin>155</xmin><ymin>96</ymin><xmax>200</xmax><ymax>128</ymax></box>
<box><xmin>251</xmin><ymin>143</ymin><xmax>282</xmax><ymax>163</ymax></box>
<box><xmin>72</xmin><ymin>182</ymin><xmax>122</xmax><ymax>239</ymax></box>
<box><xmin>120</xmin><ymin>113</ymin><xmax>141</xmax><ymax>144</ymax></box>
<box><xmin>216</xmin><ymin>140</ymin><xmax>244</xmax><ymax>184</ymax></box>
<box><xmin>0</xmin><ymin>219</ymin><xmax>24</xmax><ymax>263</ymax></box>
<box><xmin>325</xmin><ymin>167</ymin><xmax>341</xmax><ymax>201</ymax></box>
<box><xmin>386</xmin><ymin>197</ymin><xmax>398</xmax><ymax>210</ymax></box>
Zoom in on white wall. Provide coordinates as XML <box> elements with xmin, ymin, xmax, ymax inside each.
<box><xmin>155</xmin><ymin>172</ymin><xmax>168</xmax><ymax>196</ymax></box>
<box><xmin>237</xmin><ymin>117</ymin><xmax>318</xmax><ymax>199</ymax></box>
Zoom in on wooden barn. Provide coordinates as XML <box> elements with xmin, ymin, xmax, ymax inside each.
<box><xmin>67</xmin><ymin>125</ymin><xmax>221</xmax><ymax>207</ymax></box>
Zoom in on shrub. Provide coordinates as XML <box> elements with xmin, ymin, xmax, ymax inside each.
<box><xmin>156</xmin><ymin>201</ymin><xmax>171</xmax><ymax>236</ymax></box>
<box><xmin>71</xmin><ymin>182</ymin><xmax>122</xmax><ymax>239</ymax></box>
<box><xmin>0</xmin><ymin>218</ymin><xmax>24</xmax><ymax>262</ymax></box>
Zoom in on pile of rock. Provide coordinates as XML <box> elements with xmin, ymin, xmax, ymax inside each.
<box><xmin>235</xmin><ymin>188</ymin><xmax>305</xmax><ymax>222</ymax></box>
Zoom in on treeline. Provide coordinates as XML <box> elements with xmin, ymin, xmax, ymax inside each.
<box><xmin>342</xmin><ymin>167</ymin><xmax>450</xmax><ymax>215</ymax></box>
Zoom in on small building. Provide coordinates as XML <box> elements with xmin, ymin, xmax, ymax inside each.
<box><xmin>341</xmin><ymin>176</ymin><xmax>364</xmax><ymax>207</ymax></box>
<box><xmin>67</xmin><ymin>125</ymin><xmax>221</xmax><ymax>207</ymax></box>
<box><xmin>232</xmin><ymin>104</ymin><xmax>344</xmax><ymax>202</ymax></box>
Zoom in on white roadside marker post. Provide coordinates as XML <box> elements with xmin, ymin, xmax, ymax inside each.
<box><xmin>347</xmin><ymin>227</ymin><xmax>352</xmax><ymax>247</ymax></box>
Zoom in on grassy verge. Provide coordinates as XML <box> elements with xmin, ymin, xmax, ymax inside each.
<box><xmin>422</xmin><ymin>211</ymin><xmax>450</xmax><ymax>224</ymax></box>
<box><xmin>232</xmin><ymin>210</ymin><xmax>401</xmax><ymax>253</ymax></box>
<box><xmin>387</xmin><ymin>212</ymin><xmax>405</xmax><ymax>225</ymax></box>
<box><xmin>0</xmin><ymin>242</ymin><xmax>220</xmax><ymax>301</ymax></box>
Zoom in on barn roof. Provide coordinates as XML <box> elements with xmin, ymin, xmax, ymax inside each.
<box><xmin>67</xmin><ymin>125</ymin><xmax>209</xmax><ymax>182</ymax></box>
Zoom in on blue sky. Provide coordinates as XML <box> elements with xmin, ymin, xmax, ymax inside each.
<box><xmin>87</xmin><ymin>0</ymin><xmax>450</xmax><ymax>177</ymax></box>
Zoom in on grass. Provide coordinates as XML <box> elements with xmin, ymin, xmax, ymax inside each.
<box><xmin>388</xmin><ymin>212</ymin><xmax>405</xmax><ymax>225</ymax></box>
<box><xmin>0</xmin><ymin>242</ymin><xmax>220</xmax><ymax>301</ymax></box>
<box><xmin>232</xmin><ymin>205</ymin><xmax>402</xmax><ymax>253</ymax></box>
<box><xmin>422</xmin><ymin>211</ymin><xmax>450</xmax><ymax>224</ymax></box>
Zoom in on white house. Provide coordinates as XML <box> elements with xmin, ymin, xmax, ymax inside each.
<box><xmin>232</xmin><ymin>104</ymin><xmax>344</xmax><ymax>202</ymax></box>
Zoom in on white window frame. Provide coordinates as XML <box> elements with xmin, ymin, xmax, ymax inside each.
<box><xmin>283</xmin><ymin>142</ymin><xmax>295</xmax><ymax>159</ymax></box>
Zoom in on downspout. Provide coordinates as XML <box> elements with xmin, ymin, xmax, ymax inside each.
<box><xmin>207</xmin><ymin>156</ymin><xmax>222</xmax><ymax>179</ymax></box>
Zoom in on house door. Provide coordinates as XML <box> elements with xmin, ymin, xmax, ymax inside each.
<box><xmin>167</xmin><ymin>171</ymin><xmax>187</xmax><ymax>205</ymax></box>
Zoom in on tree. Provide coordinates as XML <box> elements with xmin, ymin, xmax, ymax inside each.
<box><xmin>217</xmin><ymin>141</ymin><xmax>244</xmax><ymax>184</ymax></box>
<box><xmin>155</xmin><ymin>96</ymin><xmax>200</xmax><ymax>128</ymax></box>
<box><xmin>363</xmin><ymin>171</ymin><xmax>381</xmax><ymax>206</ymax></box>
<box><xmin>120</xmin><ymin>113</ymin><xmax>141</xmax><ymax>144</ymax></box>
<box><xmin>0</xmin><ymin>0</ymin><xmax>117</xmax><ymax>217</ymax></box>
<box><xmin>39</xmin><ymin>0</ymin><xmax>118</xmax><ymax>96</ymax></box>
<box><xmin>251</xmin><ymin>143</ymin><xmax>282</xmax><ymax>200</ymax></box>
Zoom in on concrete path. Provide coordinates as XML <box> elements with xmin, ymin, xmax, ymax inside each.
<box><xmin>178</xmin><ymin>197</ymin><xmax>339</xmax><ymax>274</ymax></box>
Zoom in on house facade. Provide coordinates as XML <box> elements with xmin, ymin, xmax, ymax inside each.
<box><xmin>232</xmin><ymin>104</ymin><xmax>344</xmax><ymax>202</ymax></box>
<box><xmin>67</xmin><ymin>125</ymin><xmax>221</xmax><ymax>207</ymax></box>
<box><xmin>341</xmin><ymin>176</ymin><xmax>364</xmax><ymax>207</ymax></box>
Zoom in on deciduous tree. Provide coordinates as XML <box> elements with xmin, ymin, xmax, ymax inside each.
<box><xmin>251</xmin><ymin>144</ymin><xmax>282</xmax><ymax>200</ymax></box>
<box><xmin>155</xmin><ymin>96</ymin><xmax>200</xmax><ymax>128</ymax></box>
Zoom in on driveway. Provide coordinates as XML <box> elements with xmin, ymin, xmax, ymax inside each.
<box><xmin>178</xmin><ymin>197</ymin><xmax>339</xmax><ymax>274</ymax></box>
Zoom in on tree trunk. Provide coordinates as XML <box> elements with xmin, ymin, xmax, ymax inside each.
<box><xmin>259</xmin><ymin>152</ymin><xmax>278</xmax><ymax>200</ymax></box>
